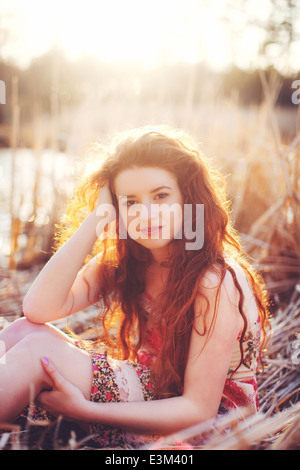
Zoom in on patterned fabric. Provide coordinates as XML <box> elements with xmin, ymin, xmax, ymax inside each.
<box><xmin>85</xmin><ymin>349</ymin><xmax>159</xmax><ymax>449</ymax></box>
<box><xmin>21</xmin><ymin>291</ymin><xmax>261</xmax><ymax>448</ymax></box>
<box><xmin>139</xmin><ymin>292</ymin><xmax>261</xmax><ymax>415</ymax></box>
<box><xmin>81</xmin><ymin>292</ymin><xmax>261</xmax><ymax>447</ymax></box>
<box><xmin>219</xmin><ymin>320</ymin><xmax>261</xmax><ymax>415</ymax></box>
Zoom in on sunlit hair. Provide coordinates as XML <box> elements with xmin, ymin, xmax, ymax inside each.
<box><xmin>55</xmin><ymin>126</ymin><xmax>270</xmax><ymax>398</ymax></box>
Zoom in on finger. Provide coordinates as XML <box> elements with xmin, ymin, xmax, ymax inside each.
<box><xmin>37</xmin><ymin>390</ymin><xmax>59</xmax><ymax>416</ymax></box>
<box><xmin>37</xmin><ymin>389</ymin><xmax>50</xmax><ymax>406</ymax></box>
<box><xmin>41</xmin><ymin>357</ymin><xmax>64</xmax><ymax>388</ymax></box>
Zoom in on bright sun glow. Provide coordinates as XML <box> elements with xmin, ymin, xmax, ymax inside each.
<box><xmin>0</xmin><ymin>0</ymin><xmax>279</xmax><ymax>70</ymax></box>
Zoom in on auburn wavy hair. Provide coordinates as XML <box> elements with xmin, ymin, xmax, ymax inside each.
<box><xmin>55</xmin><ymin>126</ymin><xmax>270</xmax><ymax>398</ymax></box>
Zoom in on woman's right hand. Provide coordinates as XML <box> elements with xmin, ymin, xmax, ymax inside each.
<box><xmin>93</xmin><ymin>183</ymin><xmax>116</xmax><ymax>227</ymax></box>
<box><xmin>97</xmin><ymin>182</ymin><xmax>114</xmax><ymax>207</ymax></box>
<box><xmin>23</xmin><ymin>183</ymin><xmax>116</xmax><ymax>324</ymax></box>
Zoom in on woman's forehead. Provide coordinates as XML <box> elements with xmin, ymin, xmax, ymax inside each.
<box><xmin>114</xmin><ymin>167</ymin><xmax>178</xmax><ymax>195</ymax></box>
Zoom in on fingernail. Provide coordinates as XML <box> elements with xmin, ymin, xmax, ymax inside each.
<box><xmin>42</xmin><ymin>356</ymin><xmax>49</xmax><ymax>365</ymax></box>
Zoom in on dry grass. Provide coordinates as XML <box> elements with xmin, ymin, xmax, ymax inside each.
<box><xmin>0</xmin><ymin>70</ymin><xmax>299</xmax><ymax>450</ymax></box>
<box><xmin>0</xmin><ymin>268</ymin><xmax>299</xmax><ymax>450</ymax></box>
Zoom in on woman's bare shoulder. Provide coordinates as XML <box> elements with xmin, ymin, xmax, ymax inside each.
<box><xmin>197</xmin><ymin>260</ymin><xmax>235</xmax><ymax>293</ymax></box>
<box><xmin>196</xmin><ymin>257</ymin><xmax>259</xmax><ymax>325</ymax></box>
<box><xmin>198</xmin><ymin>257</ymin><xmax>251</xmax><ymax>292</ymax></box>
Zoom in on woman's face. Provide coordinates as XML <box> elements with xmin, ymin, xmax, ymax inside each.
<box><xmin>114</xmin><ymin>167</ymin><xmax>183</xmax><ymax>252</ymax></box>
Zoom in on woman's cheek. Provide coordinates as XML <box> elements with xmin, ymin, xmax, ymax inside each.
<box><xmin>119</xmin><ymin>207</ymin><xmax>141</xmax><ymax>240</ymax></box>
<box><xmin>161</xmin><ymin>203</ymin><xmax>183</xmax><ymax>239</ymax></box>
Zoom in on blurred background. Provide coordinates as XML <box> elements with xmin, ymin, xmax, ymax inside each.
<box><xmin>0</xmin><ymin>0</ymin><xmax>299</xmax><ymax>317</ymax></box>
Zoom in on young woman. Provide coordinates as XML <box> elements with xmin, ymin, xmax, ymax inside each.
<box><xmin>0</xmin><ymin>126</ymin><xmax>270</xmax><ymax>448</ymax></box>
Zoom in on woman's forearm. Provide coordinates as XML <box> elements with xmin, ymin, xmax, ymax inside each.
<box><xmin>79</xmin><ymin>395</ymin><xmax>207</xmax><ymax>435</ymax></box>
<box><xmin>23</xmin><ymin>211</ymin><xmax>106</xmax><ymax>323</ymax></box>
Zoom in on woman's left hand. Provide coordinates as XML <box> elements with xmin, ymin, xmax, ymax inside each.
<box><xmin>37</xmin><ymin>357</ymin><xmax>87</xmax><ymax>420</ymax></box>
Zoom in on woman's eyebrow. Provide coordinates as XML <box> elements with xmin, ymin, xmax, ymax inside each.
<box><xmin>119</xmin><ymin>186</ymin><xmax>172</xmax><ymax>199</ymax></box>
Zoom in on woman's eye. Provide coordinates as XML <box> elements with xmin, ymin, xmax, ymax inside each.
<box><xmin>125</xmin><ymin>200</ymin><xmax>136</xmax><ymax>207</ymax></box>
<box><xmin>155</xmin><ymin>192</ymin><xmax>169</xmax><ymax>200</ymax></box>
<box><xmin>123</xmin><ymin>193</ymin><xmax>169</xmax><ymax>207</ymax></box>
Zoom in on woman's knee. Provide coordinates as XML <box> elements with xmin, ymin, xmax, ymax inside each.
<box><xmin>19</xmin><ymin>331</ymin><xmax>93</xmax><ymax>399</ymax></box>
<box><xmin>0</xmin><ymin>317</ymin><xmax>41</xmax><ymax>351</ymax></box>
<box><xmin>1</xmin><ymin>316</ymin><xmax>74</xmax><ymax>352</ymax></box>
<box><xmin>19</xmin><ymin>330</ymin><xmax>74</xmax><ymax>365</ymax></box>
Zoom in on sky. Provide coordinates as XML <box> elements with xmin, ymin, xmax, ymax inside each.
<box><xmin>0</xmin><ymin>0</ymin><xmax>299</xmax><ymax>72</ymax></box>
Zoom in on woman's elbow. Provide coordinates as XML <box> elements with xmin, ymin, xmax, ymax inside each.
<box><xmin>182</xmin><ymin>395</ymin><xmax>218</xmax><ymax>425</ymax></box>
<box><xmin>22</xmin><ymin>297</ymin><xmax>46</xmax><ymax>324</ymax></box>
<box><xmin>23</xmin><ymin>295</ymin><xmax>69</xmax><ymax>324</ymax></box>
<box><xmin>23</xmin><ymin>309</ymin><xmax>44</xmax><ymax>324</ymax></box>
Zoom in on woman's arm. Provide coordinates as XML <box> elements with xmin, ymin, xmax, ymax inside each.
<box><xmin>23</xmin><ymin>186</ymin><xmax>115</xmax><ymax>324</ymax></box>
<box><xmin>80</xmin><ymin>395</ymin><xmax>206</xmax><ymax>435</ymax></box>
<box><xmin>39</xmin><ymin>268</ymin><xmax>244</xmax><ymax>435</ymax></box>
<box><xmin>84</xmin><ymin>269</ymin><xmax>243</xmax><ymax>434</ymax></box>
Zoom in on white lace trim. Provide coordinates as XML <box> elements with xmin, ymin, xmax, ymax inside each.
<box><xmin>107</xmin><ymin>357</ymin><xmax>144</xmax><ymax>402</ymax></box>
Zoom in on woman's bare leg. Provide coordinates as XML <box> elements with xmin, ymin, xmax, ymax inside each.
<box><xmin>0</xmin><ymin>317</ymin><xmax>75</xmax><ymax>357</ymax></box>
<box><xmin>0</xmin><ymin>329</ymin><xmax>93</xmax><ymax>423</ymax></box>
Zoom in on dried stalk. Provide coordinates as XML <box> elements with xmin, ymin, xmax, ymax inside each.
<box><xmin>9</xmin><ymin>76</ymin><xmax>20</xmax><ymax>270</ymax></box>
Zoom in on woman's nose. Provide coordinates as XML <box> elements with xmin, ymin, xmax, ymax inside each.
<box><xmin>138</xmin><ymin>200</ymin><xmax>153</xmax><ymax>225</ymax></box>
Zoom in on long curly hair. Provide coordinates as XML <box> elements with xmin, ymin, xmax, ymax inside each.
<box><xmin>55</xmin><ymin>126</ymin><xmax>270</xmax><ymax>398</ymax></box>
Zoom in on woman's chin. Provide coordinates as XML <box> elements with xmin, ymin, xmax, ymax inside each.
<box><xmin>131</xmin><ymin>235</ymin><xmax>173</xmax><ymax>250</ymax></box>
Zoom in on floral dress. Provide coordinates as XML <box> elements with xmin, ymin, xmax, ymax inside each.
<box><xmin>24</xmin><ymin>291</ymin><xmax>261</xmax><ymax>449</ymax></box>
<box><xmin>77</xmin><ymin>291</ymin><xmax>261</xmax><ymax>448</ymax></box>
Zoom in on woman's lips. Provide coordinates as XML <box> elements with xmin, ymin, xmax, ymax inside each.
<box><xmin>140</xmin><ymin>225</ymin><xmax>163</xmax><ymax>236</ymax></box>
